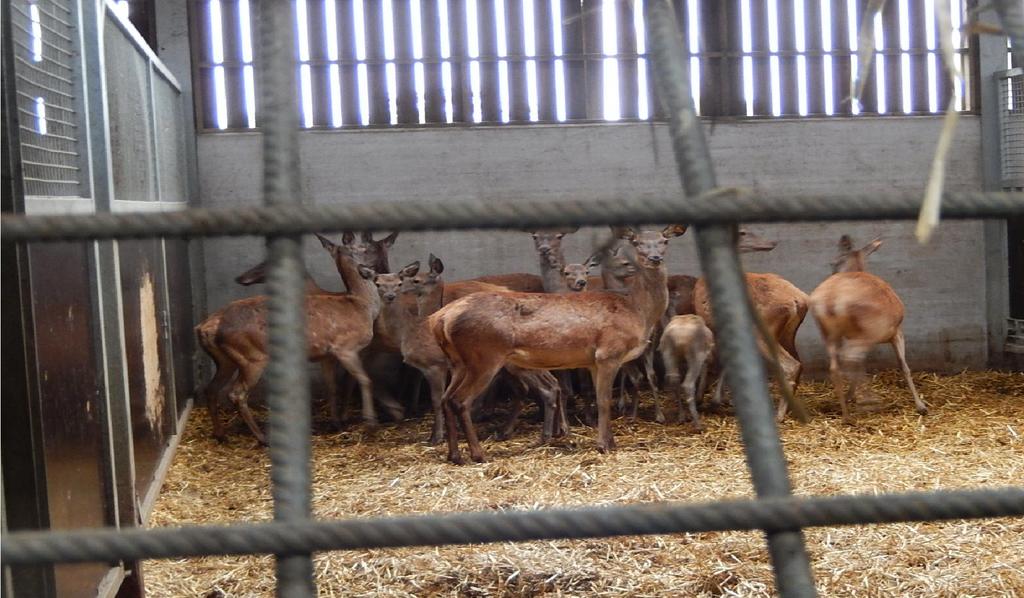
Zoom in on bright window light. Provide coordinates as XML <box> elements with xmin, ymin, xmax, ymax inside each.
<box><xmin>467</xmin><ymin>0</ymin><xmax>481</xmax><ymax>122</ymax></box>
<box><xmin>847</xmin><ymin>0</ymin><xmax>860</xmax><ymax>114</ymax></box>
<box><xmin>552</xmin><ymin>0</ymin><xmax>566</xmax><ymax>121</ymax></box>
<box><xmin>439</xmin><ymin>0</ymin><xmax>454</xmax><ymax>122</ymax></box>
<box><xmin>296</xmin><ymin>0</ymin><xmax>310</xmax><ymax>61</ymax></box>
<box><xmin>634</xmin><ymin>0</ymin><xmax>648</xmax><ymax>120</ymax></box>
<box><xmin>821</xmin><ymin>0</ymin><xmax>834</xmax><ymax>115</ymax></box>
<box><xmin>296</xmin><ymin>0</ymin><xmax>314</xmax><ymax>126</ymax></box>
<box><xmin>239</xmin><ymin>0</ymin><xmax>255</xmax><ymax>127</ymax></box>
<box><xmin>740</xmin><ymin>0</ymin><xmax>753</xmax><ymax>115</ymax></box>
<box><xmin>213</xmin><ymin>65</ymin><xmax>228</xmax><ymax>129</ymax></box>
<box><xmin>899</xmin><ymin>0</ymin><xmax>911</xmax><ymax>113</ymax></box>
<box><xmin>115</xmin><ymin>0</ymin><xmax>129</xmax><ymax>19</ymax></box>
<box><xmin>300</xmin><ymin>64</ymin><xmax>314</xmax><ymax>127</ymax></box>
<box><xmin>209</xmin><ymin>0</ymin><xmax>224</xmax><ymax>64</ymax></box>
<box><xmin>354</xmin><ymin>0</ymin><xmax>370</xmax><ymax>124</ymax></box>
<box><xmin>950</xmin><ymin>0</ymin><xmax>962</xmax><ymax>110</ymax></box>
<box><xmin>794</xmin><ymin>0</ymin><xmax>808</xmax><ymax>115</ymax></box>
<box><xmin>524</xmin><ymin>0</ymin><xmax>539</xmax><ymax>121</ymax></box>
<box><xmin>688</xmin><ymin>0</ymin><xmax>701</xmax><ymax>114</ymax></box>
<box><xmin>412</xmin><ymin>0</ymin><xmax>426</xmax><ymax>123</ymax></box>
<box><xmin>325</xmin><ymin>0</ymin><xmax>342</xmax><ymax>125</ymax></box>
<box><xmin>34</xmin><ymin>97</ymin><xmax>47</xmax><ymax>134</ymax></box>
<box><xmin>925</xmin><ymin>0</ymin><xmax>937</xmax><ymax>112</ymax></box>
<box><xmin>496</xmin><ymin>0</ymin><xmax>510</xmax><ymax>122</ymax></box>
<box><xmin>383</xmin><ymin>0</ymin><xmax>397</xmax><ymax>123</ymax></box>
<box><xmin>29</xmin><ymin>4</ymin><xmax>42</xmax><ymax>62</ymax></box>
<box><xmin>874</xmin><ymin>10</ymin><xmax>885</xmax><ymax>114</ymax></box>
<box><xmin>767</xmin><ymin>0</ymin><xmax>781</xmax><ymax>116</ymax></box>
<box><xmin>602</xmin><ymin>0</ymin><xmax>620</xmax><ymax>121</ymax></box>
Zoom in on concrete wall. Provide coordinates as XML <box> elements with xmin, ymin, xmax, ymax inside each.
<box><xmin>197</xmin><ymin>116</ymin><xmax>989</xmax><ymax>374</ymax></box>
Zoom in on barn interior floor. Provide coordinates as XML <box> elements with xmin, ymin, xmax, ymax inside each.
<box><xmin>147</xmin><ymin>370</ymin><xmax>1023</xmax><ymax>597</ymax></box>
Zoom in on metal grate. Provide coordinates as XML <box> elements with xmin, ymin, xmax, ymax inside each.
<box><xmin>2</xmin><ymin>4</ymin><xmax>1024</xmax><ymax>598</ymax></box>
<box><xmin>9</xmin><ymin>0</ymin><xmax>82</xmax><ymax>197</ymax></box>
<box><xmin>999</xmin><ymin>68</ymin><xmax>1024</xmax><ymax>190</ymax></box>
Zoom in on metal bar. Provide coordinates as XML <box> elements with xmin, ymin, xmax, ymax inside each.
<box><xmin>9</xmin><ymin>4</ymin><xmax>73</xmax><ymax>42</ymax></box>
<box><xmin>20</xmin><ymin>143</ymin><xmax>80</xmax><ymax>156</ymax></box>
<box><xmin>12</xmin><ymin>37</ymin><xmax>75</xmax><ymax>58</ymax></box>
<box><xmin>16</xmin><ymin>92</ymin><xmax>77</xmax><ymax>111</ymax></box>
<box><xmin>2</xmin><ymin>487</ymin><xmax>1022</xmax><ymax>566</ymax></box>
<box><xmin>16</xmin><ymin>108</ymin><xmax>78</xmax><ymax>127</ymax></box>
<box><xmin>258</xmin><ymin>0</ymin><xmax>315</xmax><ymax>594</ymax></box>
<box><xmin>13</xmin><ymin>55</ymin><xmax>75</xmax><ymax>81</ymax></box>
<box><xmin>20</xmin><ymin>177</ymin><xmax>79</xmax><ymax>185</ymax></box>
<box><xmin>14</xmin><ymin>81</ymin><xmax>76</xmax><ymax>98</ymax></box>
<box><xmin>18</xmin><ymin>129</ymin><xmax>78</xmax><ymax>143</ymax></box>
<box><xmin>2</xmin><ymin>191</ymin><xmax>1021</xmax><ymax>242</ymax></box>
<box><xmin>644</xmin><ymin>1</ymin><xmax>816</xmax><ymax>595</ymax></box>
<box><xmin>20</xmin><ymin>161</ymin><xmax>80</xmax><ymax>170</ymax></box>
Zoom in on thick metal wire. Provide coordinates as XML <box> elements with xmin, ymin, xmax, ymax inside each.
<box><xmin>3</xmin><ymin>488</ymin><xmax>1021</xmax><ymax>566</ymax></box>
<box><xmin>1</xmin><ymin>191</ymin><xmax>1021</xmax><ymax>243</ymax></box>
<box><xmin>645</xmin><ymin>3</ymin><xmax>815</xmax><ymax>595</ymax></box>
<box><xmin>258</xmin><ymin>0</ymin><xmax>315</xmax><ymax>595</ymax></box>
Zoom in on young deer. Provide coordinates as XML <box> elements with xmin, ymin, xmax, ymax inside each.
<box><xmin>658</xmin><ymin>315</ymin><xmax>715</xmax><ymax>431</ymax></box>
<box><xmin>808</xmin><ymin>235</ymin><xmax>926</xmax><ymax>423</ymax></box>
<box><xmin>692</xmin><ymin>229</ymin><xmax>809</xmax><ymax>420</ymax></box>
<box><xmin>376</xmin><ymin>255</ymin><xmax>565</xmax><ymax>445</ymax></box>
<box><xmin>210</xmin><ymin>232</ymin><xmax>387</xmax><ymax>444</ymax></box>
<box><xmin>431</xmin><ymin>225</ymin><xmax>685</xmax><ymax>463</ymax></box>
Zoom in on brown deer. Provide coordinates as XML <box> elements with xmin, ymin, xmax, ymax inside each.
<box><xmin>530</xmin><ymin>228</ymin><xmax>578</xmax><ymax>293</ymax></box>
<box><xmin>471</xmin><ymin>272</ymin><xmax>545</xmax><ymax>292</ymax></box>
<box><xmin>209</xmin><ymin>232</ymin><xmax>388</xmax><ymax>444</ymax></box>
<box><xmin>692</xmin><ymin>229</ymin><xmax>809</xmax><ymax>420</ymax></box>
<box><xmin>430</xmin><ymin>225</ymin><xmax>685</xmax><ymax>464</ymax></box>
<box><xmin>658</xmin><ymin>315</ymin><xmax>715</xmax><ymax>431</ymax></box>
<box><xmin>375</xmin><ymin>255</ymin><xmax>565</xmax><ymax>445</ymax></box>
<box><xmin>666</xmin><ymin>275</ymin><xmax>698</xmax><ymax>319</ymax></box>
<box><xmin>808</xmin><ymin>235</ymin><xmax>927</xmax><ymax>423</ymax></box>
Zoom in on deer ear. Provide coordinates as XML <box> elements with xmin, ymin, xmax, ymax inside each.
<box><xmin>399</xmin><ymin>261</ymin><xmax>420</xmax><ymax>278</ymax></box>
<box><xmin>316</xmin><ymin>234</ymin><xmax>336</xmax><ymax>250</ymax></box>
<box><xmin>584</xmin><ymin>251</ymin><xmax>604</xmax><ymax>271</ymax></box>
<box><xmin>838</xmin><ymin>235</ymin><xmax>854</xmax><ymax>252</ymax></box>
<box><xmin>341</xmin><ymin>231</ymin><xmax>356</xmax><ymax>245</ymax></box>
<box><xmin>380</xmin><ymin>231</ymin><xmax>399</xmax><ymax>247</ymax></box>
<box><xmin>428</xmin><ymin>253</ymin><xmax>444</xmax><ymax>274</ymax></box>
<box><xmin>620</xmin><ymin>227</ymin><xmax>637</xmax><ymax>241</ymax></box>
<box><xmin>357</xmin><ymin>264</ymin><xmax>376</xmax><ymax>280</ymax></box>
<box><xmin>360</xmin><ymin>231</ymin><xmax>375</xmax><ymax>243</ymax></box>
<box><xmin>234</xmin><ymin>261</ymin><xmax>268</xmax><ymax>286</ymax></box>
<box><xmin>662</xmin><ymin>224</ymin><xmax>688</xmax><ymax>238</ymax></box>
<box><xmin>861</xmin><ymin>238</ymin><xmax>883</xmax><ymax>256</ymax></box>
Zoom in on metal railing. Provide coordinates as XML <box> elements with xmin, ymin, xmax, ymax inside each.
<box><xmin>3</xmin><ymin>2</ymin><xmax>1024</xmax><ymax>597</ymax></box>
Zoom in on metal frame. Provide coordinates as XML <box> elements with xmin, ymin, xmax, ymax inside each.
<box><xmin>2</xmin><ymin>3</ymin><xmax>1024</xmax><ymax>598</ymax></box>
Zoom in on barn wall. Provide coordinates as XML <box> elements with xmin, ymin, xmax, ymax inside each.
<box><xmin>197</xmin><ymin>116</ymin><xmax>988</xmax><ymax>373</ymax></box>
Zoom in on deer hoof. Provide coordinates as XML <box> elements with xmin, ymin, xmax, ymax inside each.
<box><xmin>493</xmin><ymin>430</ymin><xmax>511</xmax><ymax>442</ymax></box>
<box><xmin>654</xmin><ymin>412</ymin><xmax>666</xmax><ymax>424</ymax></box>
<box><xmin>448</xmin><ymin>452</ymin><xmax>465</xmax><ymax>465</ymax></box>
<box><xmin>470</xmin><ymin>453</ymin><xmax>487</xmax><ymax>464</ymax></box>
<box><xmin>916</xmin><ymin>405</ymin><xmax>929</xmax><ymax>416</ymax></box>
<box><xmin>688</xmin><ymin>423</ymin><xmax>705</xmax><ymax>434</ymax></box>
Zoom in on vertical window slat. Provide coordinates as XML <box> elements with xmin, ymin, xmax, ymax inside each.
<box><xmin>777</xmin><ymin>0</ymin><xmax>799</xmax><ymax>115</ymax></box>
<box><xmin>616</xmin><ymin>0</ymin><xmax>639</xmax><ymax>120</ymax></box>
<box><xmin>830</xmin><ymin>0</ymin><xmax>852</xmax><ymax>115</ymax></box>
<box><xmin>335</xmin><ymin>0</ymin><xmax>362</xmax><ymax>126</ymax></box>
<box><xmin>476</xmin><ymin>0</ymin><xmax>501</xmax><ymax>122</ymax></box>
<box><xmin>421</xmin><ymin>0</ymin><xmax>446</xmax><ymax>122</ymax></box>
<box><xmin>447</xmin><ymin>0</ymin><xmax>471</xmax><ymax>122</ymax></box>
<box><xmin>506</xmin><ymin>0</ymin><xmax>531</xmax><ymax>121</ymax></box>
<box><xmin>306</xmin><ymin>0</ymin><xmax>331</xmax><ymax>127</ymax></box>
<box><xmin>392</xmin><ymin>0</ymin><xmax>419</xmax><ymax>123</ymax></box>
<box><xmin>749</xmin><ymin>0</ymin><xmax>772</xmax><ymax>116</ymax></box>
<box><xmin>561</xmin><ymin>0</ymin><xmax>586</xmax><ymax>120</ymax></box>
<box><xmin>582</xmin><ymin>0</ymin><xmax>604</xmax><ymax>120</ymax></box>
<box><xmin>363</xmin><ymin>0</ymin><xmax>391</xmax><ymax>124</ymax></box>
<box><xmin>698</xmin><ymin>0</ymin><xmax>723</xmax><ymax>116</ymax></box>
<box><xmin>533</xmin><ymin>0</ymin><xmax>556</xmax><ymax>121</ymax></box>
<box><xmin>804</xmin><ymin>0</ymin><xmax>825</xmax><ymax>115</ymax></box>
<box><xmin>882</xmin><ymin>0</ymin><xmax>903</xmax><ymax>114</ymax></box>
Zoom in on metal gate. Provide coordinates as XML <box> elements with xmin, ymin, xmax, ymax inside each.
<box><xmin>3</xmin><ymin>3</ymin><xmax>1024</xmax><ymax>598</ymax></box>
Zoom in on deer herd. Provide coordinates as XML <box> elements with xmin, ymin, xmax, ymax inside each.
<box><xmin>196</xmin><ymin>226</ymin><xmax>926</xmax><ymax>464</ymax></box>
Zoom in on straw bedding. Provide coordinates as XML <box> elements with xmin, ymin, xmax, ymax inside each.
<box><xmin>146</xmin><ymin>370</ymin><xmax>1023</xmax><ymax>597</ymax></box>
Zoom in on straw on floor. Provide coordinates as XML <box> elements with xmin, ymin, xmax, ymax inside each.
<box><xmin>146</xmin><ymin>370</ymin><xmax>1023</xmax><ymax>597</ymax></box>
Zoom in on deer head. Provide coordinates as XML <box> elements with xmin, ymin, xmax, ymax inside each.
<box><xmin>831</xmin><ymin>235</ymin><xmax>882</xmax><ymax>274</ymax></box>
<box><xmin>372</xmin><ymin>261</ymin><xmax>420</xmax><ymax>304</ymax></box>
<box><xmin>561</xmin><ymin>251</ymin><xmax>603</xmax><ymax>292</ymax></box>
<box><xmin>619</xmin><ymin>224</ymin><xmax>687</xmax><ymax>267</ymax></box>
<box><xmin>530</xmin><ymin>227</ymin><xmax>577</xmax><ymax>256</ymax></box>
<box><xmin>234</xmin><ymin>260</ymin><xmax>270</xmax><ymax>286</ymax></box>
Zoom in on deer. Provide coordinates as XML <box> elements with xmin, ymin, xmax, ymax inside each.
<box><xmin>658</xmin><ymin>315</ymin><xmax>715</xmax><ymax>431</ymax></box>
<box><xmin>808</xmin><ymin>235</ymin><xmax>927</xmax><ymax>423</ymax></box>
<box><xmin>471</xmin><ymin>272</ymin><xmax>545</xmax><ymax>292</ymax></box>
<box><xmin>666</xmin><ymin>275</ymin><xmax>698</xmax><ymax>319</ymax></box>
<box><xmin>691</xmin><ymin>228</ymin><xmax>809</xmax><ymax>421</ymax></box>
<box><xmin>430</xmin><ymin>225</ymin><xmax>686</xmax><ymax>464</ymax></box>
<box><xmin>373</xmin><ymin>255</ymin><xmax>565</xmax><ymax>445</ymax></box>
<box><xmin>208</xmin><ymin>232</ymin><xmax>391</xmax><ymax>444</ymax></box>
<box><xmin>196</xmin><ymin>236</ymin><xmax>385</xmax><ymax>441</ymax></box>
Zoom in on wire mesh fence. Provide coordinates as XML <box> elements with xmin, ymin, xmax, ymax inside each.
<box><xmin>3</xmin><ymin>2</ymin><xmax>1024</xmax><ymax>598</ymax></box>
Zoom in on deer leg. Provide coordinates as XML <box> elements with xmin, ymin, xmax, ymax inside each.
<box><xmin>773</xmin><ymin>347</ymin><xmax>801</xmax><ymax>423</ymax></box>
<box><xmin>591</xmin><ymin>363</ymin><xmax>619</xmax><ymax>453</ymax></box>
<box><xmin>204</xmin><ymin>354</ymin><xmax>237</xmax><ymax>442</ymax></box>
<box><xmin>642</xmin><ymin>349</ymin><xmax>664</xmax><ymax>424</ymax></box>
<box><xmin>838</xmin><ymin>342</ymin><xmax>870</xmax><ymax>424</ymax></box>
<box><xmin>496</xmin><ymin>385</ymin><xmax>524</xmax><ymax>442</ymax></box>
<box><xmin>891</xmin><ymin>328</ymin><xmax>927</xmax><ymax>415</ymax></box>
<box><xmin>335</xmin><ymin>350</ymin><xmax>376</xmax><ymax>426</ymax></box>
<box><xmin>449</xmin><ymin>358</ymin><xmax>504</xmax><ymax>463</ymax></box>
<box><xmin>425</xmin><ymin>367</ymin><xmax>447</xmax><ymax>446</ymax></box>
<box><xmin>228</xmin><ymin>362</ymin><xmax>268</xmax><ymax>445</ymax></box>
<box><xmin>338</xmin><ymin>371</ymin><xmax>356</xmax><ymax>422</ymax></box>
<box><xmin>409</xmin><ymin>372</ymin><xmax>424</xmax><ymax>416</ymax></box>
<box><xmin>661</xmin><ymin>352</ymin><xmax>683</xmax><ymax>424</ymax></box>
<box><xmin>320</xmin><ymin>360</ymin><xmax>342</xmax><ymax>430</ymax></box>
<box><xmin>616</xmin><ymin>370</ymin><xmax>629</xmax><ymax>414</ymax></box>
<box><xmin>441</xmin><ymin>368</ymin><xmax>469</xmax><ymax>464</ymax></box>
<box><xmin>682</xmin><ymin>358</ymin><xmax>704</xmax><ymax>432</ymax></box>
